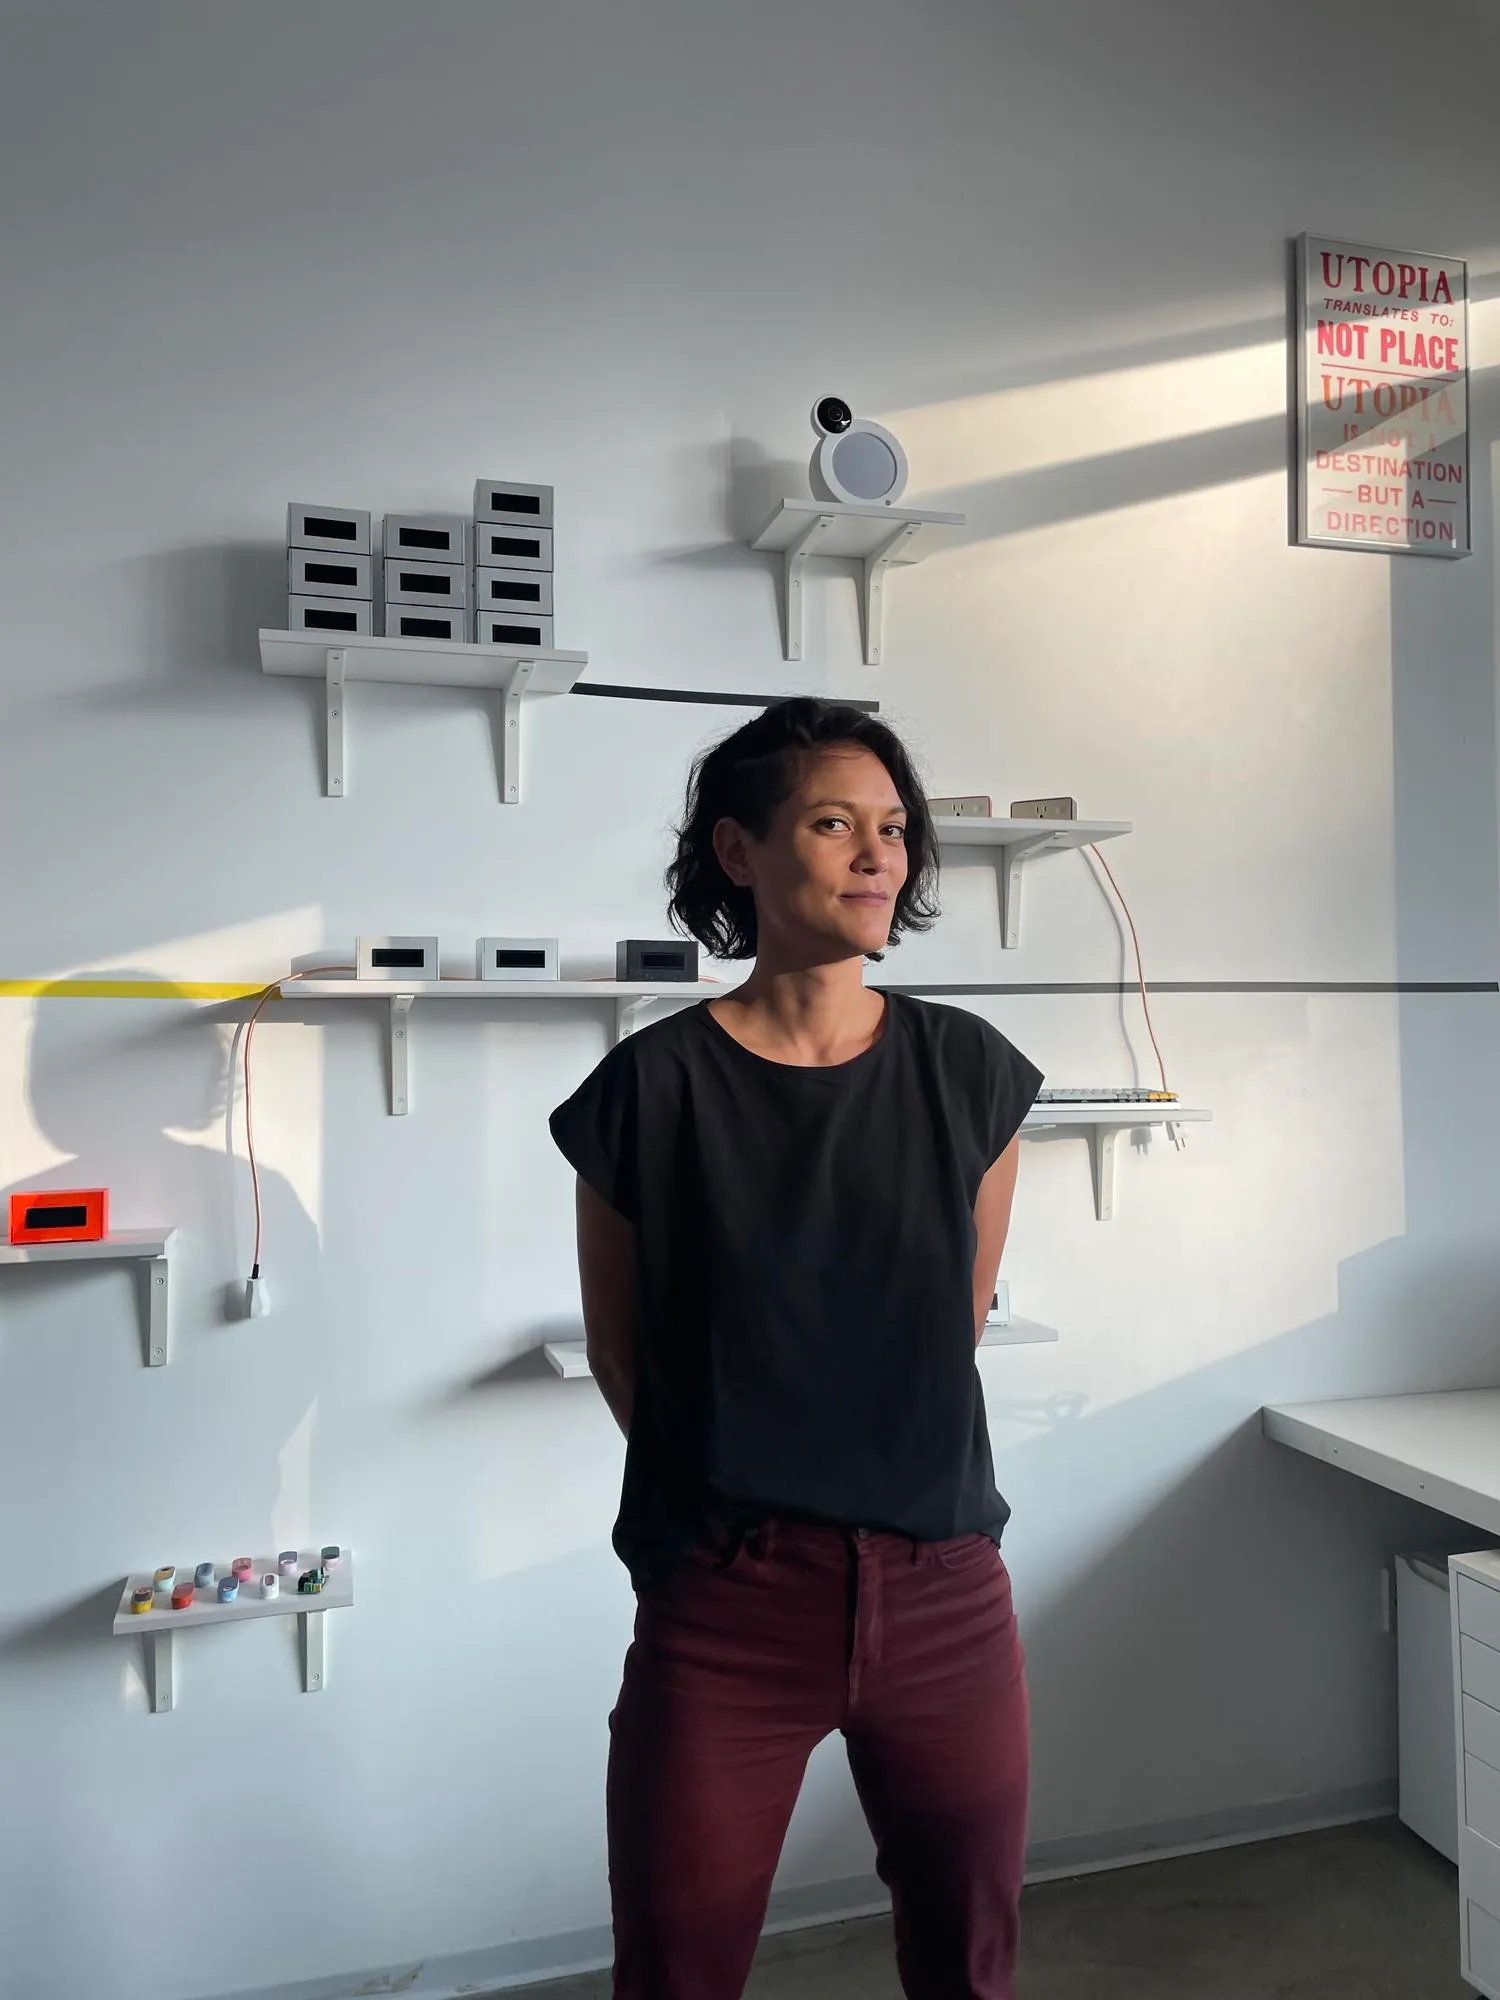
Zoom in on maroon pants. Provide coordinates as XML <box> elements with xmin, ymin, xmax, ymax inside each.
<box><xmin>607</xmin><ymin>1521</ymin><xmax>1030</xmax><ymax>2000</ymax></box>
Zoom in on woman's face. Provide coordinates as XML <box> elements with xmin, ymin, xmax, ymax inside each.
<box><xmin>714</xmin><ymin>743</ymin><xmax>910</xmax><ymax>963</ymax></box>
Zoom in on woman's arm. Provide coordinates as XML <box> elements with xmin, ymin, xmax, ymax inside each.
<box><xmin>575</xmin><ymin>1174</ymin><xmax>638</xmax><ymax>1435</ymax></box>
<box><xmin>971</xmin><ymin>1137</ymin><xmax>1021</xmax><ymax>1345</ymax></box>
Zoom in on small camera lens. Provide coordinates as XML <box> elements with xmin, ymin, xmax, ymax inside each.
<box><xmin>815</xmin><ymin>396</ymin><xmax>853</xmax><ymax>434</ymax></box>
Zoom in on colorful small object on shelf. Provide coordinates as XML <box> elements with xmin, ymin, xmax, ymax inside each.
<box><xmin>297</xmin><ymin>1568</ymin><xmax>325</xmax><ymax>1596</ymax></box>
<box><xmin>217</xmin><ymin>1576</ymin><xmax>239</xmax><ymax>1604</ymax></box>
<box><xmin>320</xmin><ymin>1545</ymin><xmax>341</xmax><ymax>1569</ymax></box>
<box><xmin>7</xmin><ymin>1187</ymin><xmax>109</xmax><ymax>1245</ymax></box>
<box><xmin>171</xmin><ymin>1582</ymin><xmax>194</xmax><ymax>1611</ymax></box>
<box><xmin>153</xmin><ymin>1566</ymin><xmax>175</xmax><ymax>1593</ymax></box>
<box><xmin>260</xmin><ymin>1573</ymin><xmax>279</xmax><ymax>1599</ymax></box>
<box><xmin>278</xmin><ymin>1551</ymin><xmax>299</xmax><ymax>1576</ymax></box>
<box><xmin>130</xmin><ymin>1586</ymin><xmax>153</xmax><ymax>1615</ymax></box>
<box><xmin>194</xmin><ymin>1562</ymin><xmax>215</xmax><ymax>1589</ymax></box>
<box><xmin>231</xmin><ymin>1557</ymin><xmax>253</xmax><ymax>1580</ymax></box>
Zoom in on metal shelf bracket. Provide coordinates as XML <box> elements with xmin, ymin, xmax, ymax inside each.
<box><xmin>389</xmin><ymin>994</ymin><xmax>414</xmax><ymax>1115</ymax></box>
<box><xmin>325</xmin><ymin>647</ymin><xmax>347</xmax><ymax>798</ymax></box>
<box><xmin>781</xmin><ymin>512</ymin><xmax>837</xmax><ymax>663</ymax></box>
<box><xmin>144</xmin><ymin>1256</ymin><xmax>170</xmax><ymax>1367</ymax></box>
<box><xmin>500</xmin><ymin>657</ymin><xmax>536</xmax><ymax>804</ymax></box>
<box><xmin>301</xmin><ymin>1609</ymin><xmax>326</xmax><ymax>1692</ymax></box>
<box><xmin>861</xmin><ymin>521</ymin><xmax>922</xmax><ymax>666</ymax></box>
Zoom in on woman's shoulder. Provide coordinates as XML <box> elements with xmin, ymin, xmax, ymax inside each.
<box><xmin>887</xmin><ymin>993</ymin><xmax>1040</xmax><ymax>1079</ymax></box>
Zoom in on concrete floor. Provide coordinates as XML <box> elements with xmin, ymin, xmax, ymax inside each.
<box><xmin>515</xmin><ymin>1818</ymin><xmax>1472</xmax><ymax>1998</ymax></box>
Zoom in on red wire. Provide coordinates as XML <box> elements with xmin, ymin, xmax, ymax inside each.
<box><xmin>243</xmin><ymin>966</ymin><xmax>344</xmax><ymax>1276</ymax></box>
<box><xmin>1087</xmin><ymin>846</ymin><xmax>1170</xmax><ymax>1096</ymax></box>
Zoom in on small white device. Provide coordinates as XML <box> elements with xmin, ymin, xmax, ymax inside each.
<box><xmin>928</xmin><ymin>795</ymin><xmax>993</xmax><ymax>818</ymax></box>
<box><xmin>477</xmin><ymin>937</ymin><xmax>559</xmax><ymax>981</ymax></box>
<box><xmin>384</xmin><ymin>558</ymin><xmax>467</xmax><ymax>608</ymax></box>
<box><xmin>809</xmin><ymin>395</ymin><xmax>909</xmax><ymax>507</ymax></box>
<box><xmin>475</xmin><ymin>567</ymin><xmax>553</xmax><ymax>615</ymax></box>
<box><xmin>384</xmin><ymin>513</ymin><xmax>467</xmax><ymax>563</ymax></box>
<box><xmin>356</xmin><ymin>936</ymin><xmax>439</xmax><ymax>981</ymax></box>
<box><xmin>287</xmin><ymin>504</ymin><xmax>372</xmax><ymax>555</ymax></box>
<box><xmin>1009</xmin><ymin>796</ymin><xmax>1079</xmax><ymax>822</ymax></box>
<box><xmin>288</xmin><ymin>550</ymin><xmax>372</xmax><ymax>599</ymax></box>
<box><xmin>474</xmin><ymin>610</ymin><xmax>553</xmax><ymax>648</ymax></box>
<box><xmin>287</xmin><ymin>595</ymin><xmax>372</xmax><ymax>636</ymax></box>
<box><xmin>474</xmin><ymin>478</ymin><xmax>553</xmax><ymax>528</ymax></box>
<box><xmin>985</xmin><ymin>1282</ymin><xmax>1011</xmax><ymax>1328</ymax></box>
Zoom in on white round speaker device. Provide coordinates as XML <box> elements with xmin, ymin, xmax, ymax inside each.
<box><xmin>809</xmin><ymin>395</ymin><xmax>909</xmax><ymax>507</ymax></box>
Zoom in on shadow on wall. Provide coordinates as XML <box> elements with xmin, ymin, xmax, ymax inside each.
<box><xmin>0</xmin><ymin>979</ymin><xmax>326</xmax><ymax>1698</ymax></box>
<box><xmin>987</xmin><ymin>1217</ymin><xmax>1500</xmax><ymax>1849</ymax></box>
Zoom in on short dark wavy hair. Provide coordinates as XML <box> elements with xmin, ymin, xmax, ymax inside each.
<box><xmin>665</xmin><ymin>697</ymin><xmax>940</xmax><ymax>961</ymax></box>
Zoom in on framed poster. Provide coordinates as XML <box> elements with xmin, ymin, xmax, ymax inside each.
<box><xmin>1295</xmin><ymin>233</ymin><xmax>1468</xmax><ymax>557</ymax></box>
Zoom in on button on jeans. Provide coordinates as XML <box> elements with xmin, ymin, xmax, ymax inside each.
<box><xmin>607</xmin><ymin>1520</ymin><xmax>1029</xmax><ymax>1999</ymax></box>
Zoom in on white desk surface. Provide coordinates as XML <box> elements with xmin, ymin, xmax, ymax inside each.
<box><xmin>1262</xmin><ymin>1390</ymin><xmax>1500</xmax><ymax>1538</ymax></box>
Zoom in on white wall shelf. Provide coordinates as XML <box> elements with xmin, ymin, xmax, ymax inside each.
<box><xmin>258</xmin><ymin>631</ymin><xmax>588</xmax><ymax>804</ymax></box>
<box><xmin>0</xmin><ymin>1227</ymin><xmax>177</xmax><ymax>1366</ymax></box>
<box><xmin>749</xmin><ymin>498</ymin><xmax>966</xmax><ymax>666</ymax></box>
<box><xmin>933</xmin><ymin>817</ymin><xmax>1132</xmax><ymax>948</ymax></box>
<box><xmin>1021</xmin><ymin>1105</ymin><xmax>1211</xmax><ymax>1221</ymax></box>
<box><xmin>112</xmin><ymin>1549</ymin><xmax>354</xmax><ymax>1713</ymax></box>
<box><xmin>544</xmin><ymin>1316</ymin><xmax>1057</xmax><ymax>1380</ymax></box>
<box><xmin>278</xmin><ymin>978</ymin><xmax>726</xmax><ymax>1115</ymax></box>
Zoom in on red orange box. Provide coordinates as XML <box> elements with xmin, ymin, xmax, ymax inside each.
<box><xmin>7</xmin><ymin>1189</ymin><xmax>109</xmax><ymax>1244</ymax></box>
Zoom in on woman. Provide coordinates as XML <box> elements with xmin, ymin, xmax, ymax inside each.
<box><xmin>549</xmin><ymin>697</ymin><xmax>1043</xmax><ymax>2000</ymax></box>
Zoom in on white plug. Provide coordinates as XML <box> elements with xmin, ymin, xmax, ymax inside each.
<box><xmin>245</xmin><ymin>1274</ymin><xmax>273</xmax><ymax>1319</ymax></box>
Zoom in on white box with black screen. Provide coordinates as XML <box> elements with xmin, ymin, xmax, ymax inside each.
<box><xmin>473</xmin><ymin>609</ymin><xmax>554</xmax><ymax>648</ymax></box>
<box><xmin>475</xmin><ymin>567</ymin><xmax>553</xmax><ymax>615</ymax></box>
<box><xmin>384</xmin><ymin>514</ymin><xmax>467</xmax><ymax>564</ymax></box>
<box><xmin>287</xmin><ymin>504</ymin><xmax>371</xmax><ymax>555</ymax></box>
<box><xmin>386</xmin><ymin>603</ymin><xmax>467</xmax><ymax>643</ymax></box>
<box><xmin>473</xmin><ymin>523</ymin><xmax>552</xmax><ymax>571</ymax></box>
<box><xmin>473</xmin><ymin>479</ymin><xmax>553</xmax><ymax>528</ymax></box>
<box><xmin>356</xmin><ymin>937</ymin><xmax>439</xmax><ymax>981</ymax></box>
<box><xmin>384</xmin><ymin>558</ymin><xmax>468</xmax><ymax>608</ymax></box>
<box><xmin>288</xmin><ymin>550</ymin><xmax>372</xmax><ymax>600</ymax></box>
<box><xmin>287</xmin><ymin>595</ymin><xmax>372</xmax><ymax>637</ymax></box>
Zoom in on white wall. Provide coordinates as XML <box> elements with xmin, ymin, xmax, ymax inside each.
<box><xmin>1</xmin><ymin>3</ymin><xmax>1498</xmax><ymax>1996</ymax></box>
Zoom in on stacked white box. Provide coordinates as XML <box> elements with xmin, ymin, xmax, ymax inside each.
<box><xmin>473</xmin><ymin>480</ymin><xmax>554</xmax><ymax>642</ymax></box>
<box><xmin>286</xmin><ymin>505</ymin><xmax>373</xmax><ymax>637</ymax></box>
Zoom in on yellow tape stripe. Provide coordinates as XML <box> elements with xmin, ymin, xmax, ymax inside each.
<box><xmin>0</xmin><ymin>979</ymin><xmax>270</xmax><ymax>1000</ymax></box>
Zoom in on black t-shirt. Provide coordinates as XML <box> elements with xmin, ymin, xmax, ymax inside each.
<box><xmin>548</xmin><ymin>992</ymin><xmax>1044</xmax><ymax>1586</ymax></box>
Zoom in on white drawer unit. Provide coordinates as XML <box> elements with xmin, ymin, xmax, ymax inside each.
<box><xmin>473</xmin><ymin>522</ymin><xmax>552</xmax><ymax>570</ymax></box>
<box><xmin>476</xmin><ymin>566</ymin><xmax>553</xmax><ymax>615</ymax></box>
<box><xmin>288</xmin><ymin>550</ymin><xmax>372</xmax><ymax>599</ymax></box>
<box><xmin>1469</xmin><ymin>1696</ymin><xmax>1500</xmax><ymax>1777</ymax></box>
<box><xmin>1472</xmin><ymin>1901</ymin><xmax>1500</xmax><ymax>1998</ymax></box>
<box><xmin>1451</xmin><ymin>1553</ymin><xmax>1500</xmax><ymax>1999</ymax></box>
<box><xmin>287</xmin><ymin>594</ymin><xmax>372</xmax><ymax>637</ymax></box>
<box><xmin>1471</xmin><ymin>1755</ymin><xmax>1500</xmax><ymax>1849</ymax></box>
<box><xmin>1464</xmin><ymin>1577</ymin><xmax>1500</xmax><ymax>1653</ymax></box>
<box><xmin>1465</xmin><ymin>1638</ymin><xmax>1500</xmax><ymax>1713</ymax></box>
<box><xmin>385</xmin><ymin>513</ymin><xmax>467</xmax><ymax>563</ymax></box>
<box><xmin>384</xmin><ymin>558</ymin><xmax>468</xmax><ymax>608</ymax></box>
